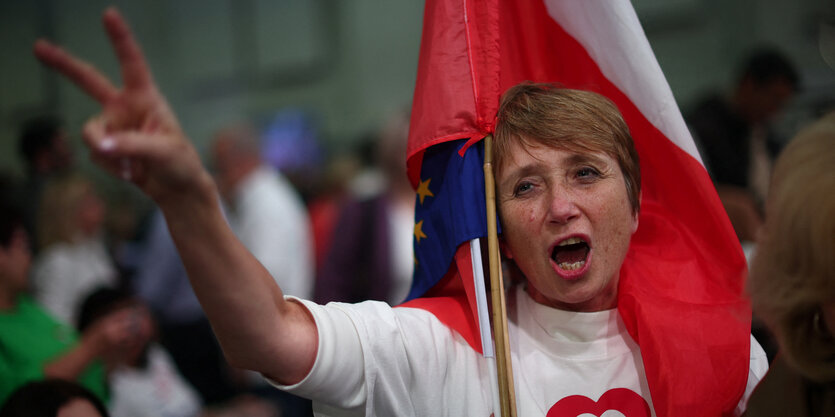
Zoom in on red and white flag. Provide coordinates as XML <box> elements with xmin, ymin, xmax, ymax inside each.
<box><xmin>403</xmin><ymin>1</ymin><xmax>753</xmax><ymax>416</ymax></box>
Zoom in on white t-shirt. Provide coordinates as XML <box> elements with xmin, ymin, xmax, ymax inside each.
<box><xmin>273</xmin><ymin>287</ymin><xmax>767</xmax><ymax>416</ymax></box>
<box><xmin>109</xmin><ymin>344</ymin><xmax>202</xmax><ymax>417</ymax></box>
<box><xmin>32</xmin><ymin>237</ymin><xmax>117</xmax><ymax>325</ymax></box>
<box><xmin>229</xmin><ymin>165</ymin><xmax>314</xmax><ymax>299</ymax></box>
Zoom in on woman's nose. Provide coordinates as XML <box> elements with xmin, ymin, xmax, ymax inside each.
<box><xmin>547</xmin><ymin>187</ymin><xmax>579</xmax><ymax>225</ymax></box>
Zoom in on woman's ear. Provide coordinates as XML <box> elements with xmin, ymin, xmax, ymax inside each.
<box><xmin>631</xmin><ymin>191</ymin><xmax>642</xmax><ymax>234</ymax></box>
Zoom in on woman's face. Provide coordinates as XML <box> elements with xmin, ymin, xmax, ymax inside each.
<box><xmin>496</xmin><ymin>140</ymin><xmax>638</xmax><ymax>312</ymax></box>
<box><xmin>76</xmin><ymin>188</ymin><xmax>105</xmax><ymax>236</ymax></box>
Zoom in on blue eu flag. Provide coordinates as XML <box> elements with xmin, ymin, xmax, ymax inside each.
<box><xmin>405</xmin><ymin>139</ymin><xmax>493</xmax><ymax>301</ymax></box>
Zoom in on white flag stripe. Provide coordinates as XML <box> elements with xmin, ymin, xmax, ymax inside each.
<box><xmin>470</xmin><ymin>238</ymin><xmax>495</xmax><ymax>358</ymax></box>
<box><xmin>544</xmin><ymin>0</ymin><xmax>704</xmax><ymax>166</ymax></box>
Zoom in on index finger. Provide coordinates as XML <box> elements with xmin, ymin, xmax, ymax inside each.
<box><xmin>34</xmin><ymin>40</ymin><xmax>119</xmax><ymax>104</ymax></box>
<box><xmin>102</xmin><ymin>7</ymin><xmax>154</xmax><ymax>92</ymax></box>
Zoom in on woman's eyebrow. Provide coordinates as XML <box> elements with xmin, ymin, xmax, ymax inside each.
<box><xmin>565</xmin><ymin>152</ymin><xmax>607</xmax><ymax>167</ymax></box>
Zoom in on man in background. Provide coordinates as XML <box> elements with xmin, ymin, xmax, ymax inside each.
<box><xmin>314</xmin><ymin>110</ymin><xmax>415</xmax><ymax>305</ymax></box>
<box><xmin>687</xmin><ymin>48</ymin><xmax>799</xmax><ymax>243</ymax></box>
<box><xmin>16</xmin><ymin>116</ymin><xmax>74</xmax><ymax>251</ymax></box>
<box><xmin>211</xmin><ymin>123</ymin><xmax>314</xmax><ymax>300</ymax></box>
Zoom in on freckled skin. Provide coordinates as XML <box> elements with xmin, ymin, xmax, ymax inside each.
<box><xmin>496</xmin><ymin>141</ymin><xmax>638</xmax><ymax>312</ymax></box>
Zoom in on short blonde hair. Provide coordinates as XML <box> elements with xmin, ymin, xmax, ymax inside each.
<box><xmin>37</xmin><ymin>174</ymin><xmax>96</xmax><ymax>250</ymax></box>
<box><xmin>494</xmin><ymin>83</ymin><xmax>641</xmax><ymax>213</ymax></box>
<box><xmin>748</xmin><ymin>112</ymin><xmax>835</xmax><ymax>381</ymax></box>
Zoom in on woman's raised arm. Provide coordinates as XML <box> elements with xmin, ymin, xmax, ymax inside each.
<box><xmin>34</xmin><ymin>7</ymin><xmax>317</xmax><ymax>384</ymax></box>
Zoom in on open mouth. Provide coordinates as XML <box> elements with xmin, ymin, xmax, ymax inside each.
<box><xmin>552</xmin><ymin>236</ymin><xmax>590</xmax><ymax>271</ymax></box>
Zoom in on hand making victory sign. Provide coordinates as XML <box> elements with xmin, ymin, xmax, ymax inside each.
<box><xmin>33</xmin><ymin>7</ymin><xmax>318</xmax><ymax>384</ymax></box>
<box><xmin>34</xmin><ymin>7</ymin><xmax>211</xmax><ymax>209</ymax></box>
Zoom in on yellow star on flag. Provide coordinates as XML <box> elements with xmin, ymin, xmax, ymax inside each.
<box><xmin>414</xmin><ymin>220</ymin><xmax>428</xmax><ymax>243</ymax></box>
<box><xmin>416</xmin><ymin>178</ymin><xmax>434</xmax><ymax>204</ymax></box>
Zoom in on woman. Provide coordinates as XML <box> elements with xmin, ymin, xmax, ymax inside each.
<box><xmin>744</xmin><ymin>112</ymin><xmax>835</xmax><ymax>416</ymax></box>
<box><xmin>32</xmin><ymin>173</ymin><xmax>117</xmax><ymax>325</ymax></box>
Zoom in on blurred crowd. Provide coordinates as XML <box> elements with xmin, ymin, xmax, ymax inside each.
<box><xmin>0</xmin><ymin>104</ymin><xmax>415</xmax><ymax>417</ymax></box>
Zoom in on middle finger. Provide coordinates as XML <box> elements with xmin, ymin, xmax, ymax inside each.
<box><xmin>102</xmin><ymin>7</ymin><xmax>153</xmax><ymax>92</ymax></box>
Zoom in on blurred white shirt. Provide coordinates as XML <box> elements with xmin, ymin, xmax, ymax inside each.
<box><xmin>228</xmin><ymin>165</ymin><xmax>314</xmax><ymax>299</ymax></box>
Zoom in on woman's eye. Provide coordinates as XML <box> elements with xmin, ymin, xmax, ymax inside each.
<box><xmin>514</xmin><ymin>182</ymin><xmax>533</xmax><ymax>195</ymax></box>
<box><xmin>576</xmin><ymin>167</ymin><xmax>600</xmax><ymax>179</ymax></box>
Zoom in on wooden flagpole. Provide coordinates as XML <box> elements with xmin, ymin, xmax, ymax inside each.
<box><xmin>483</xmin><ymin>134</ymin><xmax>518</xmax><ymax>417</ymax></box>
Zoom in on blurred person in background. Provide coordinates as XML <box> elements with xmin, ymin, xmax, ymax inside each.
<box><xmin>687</xmin><ymin>47</ymin><xmax>799</xmax><ymax>244</ymax></box>
<box><xmin>0</xmin><ymin>203</ymin><xmax>138</xmax><ymax>406</ymax></box>
<box><xmin>211</xmin><ymin>123</ymin><xmax>314</xmax><ymax>300</ymax></box>
<box><xmin>314</xmin><ymin>109</ymin><xmax>415</xmax><ymax>305</ymax></box>
<box><xmin>77</xmin><ymin>287</ymin><xmax>203</xmax><ymax>417</ymax></box>
<box><xmin>743</xmin><ymin>112</ymin><xmax>835</xmax><ymax>416</ymax></box>
<box><xmin>0</xmin><ymin>379</ymin><xmax>109</xmax><ymax>417</ymax></box>
<box><xmin>306</xmin><ymin>153</ymin><xmax>362</xmax><ymax>272</ymax></box>
<box><xmin>31</xmin><ymin>173</ymin><xmax>118</xmax><ymax>325</ymax></box>
<box><xmin>16</xmin><ymin>116</ymin><xmax>74</xmax><ymax>253</ymax></box>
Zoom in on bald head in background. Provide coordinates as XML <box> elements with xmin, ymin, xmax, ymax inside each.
<box><xmin>209</xmin><ymin>123</ymin><xmax>314</xmax><ymax>300</ymax></box>
<box><xmin>210</xmin><ymin>124</ymin><xmax>263</xmax><ymax>204</ymax></box>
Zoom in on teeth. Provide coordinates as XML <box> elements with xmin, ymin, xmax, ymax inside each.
<box><xmin>558</xmin><ymin>260</ymin><xmax>585</xmax><ymax>271</ymax></box>
<box><xmin>558</xmin><ymin>237</ymin><xmax>584</xmax><ymax>246</ymax></box>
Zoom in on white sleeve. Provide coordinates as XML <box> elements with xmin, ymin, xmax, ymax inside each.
<box><xmin>734</xmin><ymin>334</ymin><xmax>770</xmax><ymax>416</ymax></box>
<box><xmin>267</xmin><ymin>298</ymin><xmax>474</xmax><ymax>417</ymax></box>
<box><xmin>267</xmin><ymin>298</ymin><xmax>367</xmax><ymax>416</ymax></box>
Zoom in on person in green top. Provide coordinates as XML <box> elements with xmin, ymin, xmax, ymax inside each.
<box><xmin>0</xmin><ymin>202</ymin><xmax>140</xmax><ymax>406</ymax></box>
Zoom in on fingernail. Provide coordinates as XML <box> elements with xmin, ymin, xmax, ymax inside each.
<box><xmin>100</xmin><ymin>137</ymin><xmax>116</xmax><ymax>152</ymax></box>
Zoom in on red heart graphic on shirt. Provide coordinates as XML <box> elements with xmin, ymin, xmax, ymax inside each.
<box><xmin>547</xmin><ymin>388</ymin><xmax>651</xmax><ymax>417</ymax></box>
